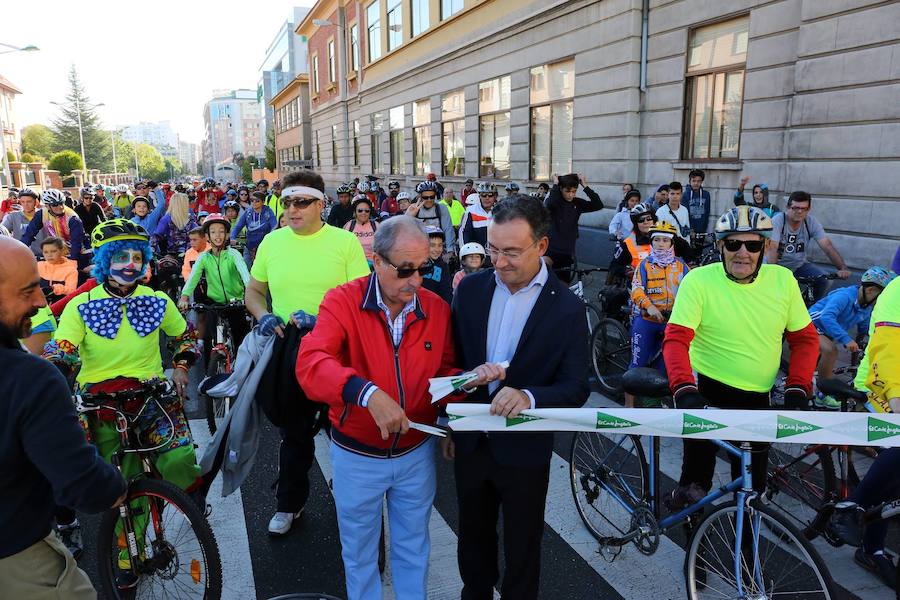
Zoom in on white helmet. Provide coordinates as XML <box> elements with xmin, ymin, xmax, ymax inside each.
<box><xmin>396</xmin><ymin>191</ymin><xmax>411</xmax><ymax>201</ymax></box>
<box><xmin>459</xmin><ymin>242</ymin><xmax>486</xmax><ymax>259</ymax></box>
<box><xmin>116</xmin><ymin>184</ymin><xmax>128</xmax><ymax>193</ymax></box>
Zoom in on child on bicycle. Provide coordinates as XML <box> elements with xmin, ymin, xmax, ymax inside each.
<box><xmin>626</xmin><ymin>221</ymin><xmax>689</xmax><ymax>407</ymax></box>
<box><xmin>453</xmin><ymin>242</ymin><xmax>486</xmax><ymax>291</ymax></box>
<box><xmin>178</xmin><ymin>213</ymin><xmax>252</xmax><ymax>352</ymax></box>
<box><xmin>808</xmin><ymin>266</ymin><xmax>896</xmax><ymax>409</ymax></box>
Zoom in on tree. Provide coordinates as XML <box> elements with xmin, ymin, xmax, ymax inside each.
<box><xmin>164</xmin><ymin>157</ymin><xmax>183</xmax><ymax>180</ymax></box>
<box><xmin>48</xmin><ymin>150</ymin><xmax>83</xmax><ymax>176</ymax></box>
<box><xmin>264</xmin><ymin>128</ymin><xmax>276</xmax><ymax>171</ymax></box>
<box><xmin>51</xmin><ymin>66</ymin><xmax>111</xmax><ymax>172</ymax></box>
<box><xmin>21</xmin><ymin>124</ymin><xmax>56</xmax><ymax>159</ymax></box>
<box><xmin>134</xmin><ymin>144</ymin><xmax>166</xmax><ymax>181</ymax></box>
<box><xmin>20</xmin><ymin>152</ymin><xmax>38</xmax><ymax>164</ymax></box>
<box><xmin>6</xmin><ymin>150</ymin><xmax>14</xmax><ymax>164</ymax></box>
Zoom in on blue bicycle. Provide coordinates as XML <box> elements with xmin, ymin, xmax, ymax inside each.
<box><xmin>569</xmin><ymin>368</ymin><xmax>837</xmax><ymax>599</ymax></box>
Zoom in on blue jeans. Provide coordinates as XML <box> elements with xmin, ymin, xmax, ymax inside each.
<box><xmin>330</xmin><ymin>439</ymin><xmax>435</xmax><ymax>600</ymax></box>
<box><xmin>849</xmin><ymin>447</ymin><xmax>900</xmax><ymax>553</ymax></box>
<box><xmin>792</xmin><ymin>262</ymin><xmax>829</xmax><ymax>301</ymax></box>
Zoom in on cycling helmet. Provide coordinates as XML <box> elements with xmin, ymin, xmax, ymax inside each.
<box><xmin>629</xmin><ymin>202</ymin><xmax>656</xmax><ymax>225</ymax></box>
<box><xmin>198</xmin><ymin>210</ymin><xmax>210</xmax><ymax>219</ymax></box>
<box><xmin>459</xmin><ymin>242</ymin><xmax>486</xmax><ymax>258</ymax></box>
<box><xmin>336</xmin><ymin>183</ymin><xmax>352</xmax><ymax>195</ymax></box>
<box><xmin>131</xmin><ymin>196</ymin><xmax>151</xmax><ymax>210</ymax></box>
<box><xmin>396</xmin><ymin>191</ymin><xmax>411</xmax><ymax>202</ymax></box>
<box><xmin>41</xmin><ymin>189</ymin><xmax>66</xmax><ymax>207</ymax></box>
<box><xmin>860</xmin><ymin>266</ymin><xmax>897</xmax><ymax>289</ymax></box>
<box><xmin>357</xmin><ymin>181</ymin><xmax>371</xmax><ymax>193</ymax></box>
<box><xmin>202</xmin><ymin>212</ymin><xmax>231</xmax><ymax>234</ymax></box>
<box><xmin>369</xmin><ymin>180</ymin><xmax>381</xmax><ymax>191</ymax></box>
<box><xmin>205</xmin><ymin>177</ymin><xmax>217</xmax><ymax>186</ymax></box>
<box><xmin>18</xmin><ymin>188</ymin><xmax>38</xmax><ymax>200</ymax></box>
<box><xmin>7</xmin><ymin>187</ymin><xmax>19</xmax><ymax>197</ymax></box>
<box><xmin>714</xmin><ymin>205</ymin><xmax>773</xmax><ymax>240</ymax></box>
<box><xmin>416</xmin><ymin>181</ymin><xmax>439</xmax><ymax>194</ymax></box>
<box><xmin>116</xmin><ymin>184</ymin><xmax>128</xmax><ymax>193</ymax></box>
<box><xmin>475</xmin><ymin>182</ymin><xmax>496</xmax><ymax>195</ymax></box>
<box><xmin>388</xmin><ymin>180</ymin><xmax>400</xmax><ymax>191</ymax></box>
<box><xmin>91</xmin><ymin>218</ymin><xmax>149</xmax><ymax>248</ymax></box>
<box><xmin>222</xmin><ymin>199</ymin><xmax>240</xmax><ymax>212</ymax></box>
<box><xmin>80</xmin><ymin>186</ymin><xmax>94</xmax><ymax>198</ymax></box>
<box><xmin>649</xmin><ymin>221</ymin><xmax>678</xmax><ymax>239</ymax></box>
<box><xmin>93</xmin><ymin>183</ymin><xmax>105</xmax><ymax>192</ymax></box>
<box><xmin>425</xmin><ymin>225</ymin><xmax>445</xmax><ymax>240</ymax></box>
<box><xmin>504</xmin><ymin>182</ymin><xmax>520</xmax><ymax>192</ymax></box>
<box><xmin>529</xmin><ymin>191</ymin><xmax>542</xmax><ymax>199</ymax></box>
<box><xmin>226</xmin><ymin>189</ymin><xmax>238</xmax><ymax>197</ymax></box>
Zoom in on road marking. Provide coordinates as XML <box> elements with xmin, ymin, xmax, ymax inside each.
<box><xmin>191</xmin><ymin>419</ymin><xmax>257</xmax><ymax>600</ymax></box>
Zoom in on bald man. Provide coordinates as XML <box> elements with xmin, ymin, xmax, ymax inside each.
<box><xmin>0</xmin><ymin>237</ymin><xmax>126</xmax><ymax>599</ymax></box>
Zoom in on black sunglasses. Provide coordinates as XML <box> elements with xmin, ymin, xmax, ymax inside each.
<box><xmin>722</xmin><ymin>239</ymin><xmax>765</xmax><ymax>253</ymax></box>
<box><xmin>420</xmin><ymin>194</ymin><xmax>436</xmax><ymax>200</ymax></box>
<box><xmin>356</xmin><ymin>209</ymin><xmax>371</xmax><ymax>213</ymax></box>
<box><xmin>380</xmin><ymin>255</ymin><xmax>434</xmax><ymax>279</ymax></box>
<box><xmin>281</xmin><ymin>197</ymin><xmax>318</xmax><ymax>209</ymax></box>
<box><xmin>637</xmin><ymin>216</ymin><xmax>654</xmax><ymax>224</ymax></box>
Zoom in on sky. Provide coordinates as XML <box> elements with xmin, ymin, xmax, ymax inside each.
<box><xmin>2</xmin><ymin>0</ymin><xmax>313</xmax><ymax>144</ymax></box>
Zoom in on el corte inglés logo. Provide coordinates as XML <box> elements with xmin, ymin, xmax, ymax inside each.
<box><xmin>868</xmin><ymin>417</ymin><xmax>900</xmax><ymax>442</ymax></box>
<box><xmin>682</xmin><ymin>414</ymin><xmax>726</xmax><ymax>435</ymax></box>
<box><xmin>506</xmin><ymin>414</ymin><xmax>543</xmax><ymax>427</ymax></box>
<box><xmin>595</xmin><ymin>412</ymin><xmax>640</xmax><ymax>429</ymax></box>
<box><xmin>776</xmin><ymin>415</ymin><xmax>821</xmax><ymax>439</ymax></box>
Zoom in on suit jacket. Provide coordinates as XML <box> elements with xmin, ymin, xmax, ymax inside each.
<box><xmin>451</xmin><ymin>268</ymin><xmax>590</xmax><ymax>467</ymax></box>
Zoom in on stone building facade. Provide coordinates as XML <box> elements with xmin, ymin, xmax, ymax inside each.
<box><xmin>298</xmin><ymin>0</ymin><xmax>900</xmax><ymax>268</ymax></box>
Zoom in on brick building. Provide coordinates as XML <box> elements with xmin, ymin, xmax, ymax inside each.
<box><xmin>270</xmin><ymin>74</ymin><xmax>313</xmax><ymax>176</ymax></box>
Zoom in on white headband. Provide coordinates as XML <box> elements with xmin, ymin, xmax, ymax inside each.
<box><xmin>281</xmin><ymin>186</ymin><xmax>325</xmax><ymax>201</ymax></box>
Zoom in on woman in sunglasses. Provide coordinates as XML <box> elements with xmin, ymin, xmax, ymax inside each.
<box><xmin>610</xmin><ymin>202</ymin><xmax>656</xmax><ymax>282</ymax></box>
<box><xmin>661</xmin><ymin>204</ymin><xmax>820</xmax><ymax>508</ymax></box>
<box><xmin>343</xmin><ymin>197</ymin><xmax>377</xmax><ymax>263</ymax></box>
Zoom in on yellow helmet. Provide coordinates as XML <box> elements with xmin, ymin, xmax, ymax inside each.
<box><xmin>91</xmin><ymin>218</ymin><xmax>150</xmax><ymax>249</ymax></box>
<box><xmin>649</xmin><ymin>221</ymin><xmax>677</xmax><ymax>238</ymax></box>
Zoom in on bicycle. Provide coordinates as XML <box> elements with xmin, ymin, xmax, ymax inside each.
<box><xmin>155</xmin><ymin>252</ymin><xmax>186</xmax><ymax>303</ymax></box>
<box><xmin>570</xmin><ymin>368</ymin><xmax>837</xmax><ymax>599</ymax></box>
<box><xmin>797</xmin><ymin>272</ymin><xmax>841</xmax><ymax>308</ymax></box>
<box><xmin>192</xmin><ymin>301</ymin><xmax>248</xmax><ymax>434</ymax></box>
<box><xmin>75</xmin><ymin>379</ymin><xmax>223</xmax><ymax>599</ymax></box>
<box><xmin>688</xmin><ymin>232</ymin><xmax>720</xmax><ymax>267</ymax></box>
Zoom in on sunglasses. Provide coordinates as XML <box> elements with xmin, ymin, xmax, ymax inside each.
<box><xmin>356</xmin><ymin>209</ymin><xmax>370</xmax><ymax>213</ymax></box>
<box><xmin>420</xmin><ymin>195</ymin><xmax>436</xmax><ymax>200</ymax></box>
<box><xmin>722</xmin><ymin>239</ymin><xmax>765</xmax><ymax>253</ymax></box>
<box><xmin>637</xmin><ymin>216</ymin><xmax>654</xmax><ymax>224</ymax></box>
<box><xmin>281</xmin><ymin>197</ymin><xmax>318</xmax><ymax>209</ymax></box>
<box><xmin>380</xmin><ymin>255</ymin><xmax>434</xmax><ymax>278</ymax></box>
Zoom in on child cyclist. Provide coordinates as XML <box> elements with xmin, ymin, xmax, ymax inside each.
<box><xmin>808</xmin><ymin>266</ymin><xmax>896</xmax><ymax>409</ymax></box>
<box><xmin>453</xmin><ymin>242</ymin><xmax>487</xmax><ymax>291</ymax></box>
<box><xmin>178</xmin><ymin>213</ymin><xmax>252</xmax><ymax>352</ymax></box>
<box><xmin>626</xmin><ymin>221</ymin><xmax>689</xmax><ymax>407</ymax></box>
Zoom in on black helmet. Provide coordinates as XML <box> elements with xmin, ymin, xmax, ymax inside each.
<box><xmin>336</xmin><ymin>184</ymin><xmax>352</xmax><ymax>195</ymax></box>
<box><xmin>256</xmin><ymin>178</ymin><xmax>269</xmax><ymax>186</ymax></box>
<box><xmin>388</xmin><ymin>180</ymin><xmax>400</xmax><ymax>190</ymax></box>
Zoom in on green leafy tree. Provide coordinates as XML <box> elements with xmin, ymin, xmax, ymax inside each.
<box><xmin>51</xmin><ymin>66</ymin><xmax>111</xmax><ymax>171</ymax></box>
<box><xmin>6</xmin><ymin>150</ymin><xmax>15</xmax><ymax>163</ymax></box>
<box><xmin>264</xmin><ymin>128</ymin><xmax>276</xmax><ymax>171</ymax></box>
<box><xmin>21</xmin><ymin>124</ymin><xmax>56</xmax><ymax>159</ymax></box>
<box><xmin>134</xmin><ymin>144</ymin><xmax>166</xmax><ymax>181</ymax></box>
<box><xmin>20</xmin><ymin>152</ymin><xmax>38</xmax><ymax>163</ymax></box>
<box><xmin>164</xmin><ymin>157</ymin><xmax>183</xmax><ymax>180</ymax></box>
<box><xmin>241</xmin><ymin>155</ymin><xmax>258</xmax><ymax>183</ymax></box>
<box><xmin>48</xmin><ymin>150</ymin><xmax>83</xmax><ymax>176</ymax></box>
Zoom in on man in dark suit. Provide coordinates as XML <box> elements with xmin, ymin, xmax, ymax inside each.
<box><xmin>445</xmin><ymin>194</ymin><xmax>590</xmax><ymax>599</ymax></box>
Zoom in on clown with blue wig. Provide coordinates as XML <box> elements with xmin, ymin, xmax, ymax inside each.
<box><xmin>45</xmin><ymin>218</ymin><xmax>202</xmax><ymax>500</ymax></box>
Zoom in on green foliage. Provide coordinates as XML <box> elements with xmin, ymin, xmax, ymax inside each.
<box><xmin>21</xmin><ymin>124</ymin><xmax>56</xmax><ymax>158</ymax></box>
<box><xmin>135</xmin><ymin>144</ymin><xmax>166</xmax><ymax>181</ymax></box>
<box><xmin>164</xmin><ymin>157</ymin><xmax>183</xmax><ymax>180</ymax></box>
<box><xmin>264</xmin><ymin>128</ymin><xmax>276</xmax><ymax>171</ymax></box>
<box><xmin>51</xmin><ymin>66</ymin><xmax>111</xmax><ymax>171</ymax></box>
<box><xmin>48</xmin><ymin>150</ymin><xmax>83</xmax><ymax>176</ymax></box>
<box><xmin>6</xmin><ymin>150</ymin><xmax>14</xmax><ymax>163</ymax></box>
<box><xmin>19</xmin><ymin>152</ymin><xmax>38</xmax><ymax>164</ymax></box>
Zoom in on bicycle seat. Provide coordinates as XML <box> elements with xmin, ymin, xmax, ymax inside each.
<box><xmin>622</xmin><ymin>368</ymin><xmax>670</xmax><ymax>398</ymax></box>
<box><xmin>817</xmin><ymin>378</ymin><xmax>867</xmax><ymax>404</ymax></box>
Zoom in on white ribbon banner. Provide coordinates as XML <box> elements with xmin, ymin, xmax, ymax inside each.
<box><xmin>445</xmin><ymin>404</ymin><xmax>900</xmax><ymax>447</ymax></box>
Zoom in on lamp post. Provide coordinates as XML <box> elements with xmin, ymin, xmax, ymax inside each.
<box><xmin>0</xmin><ymin>41</ymin><xmax>39</xmax><ymax>192</ymax></box>
<box><xmin>0</xmin><ymin>42</ymin><xmax>39</xmax><ymax>55</ymax></box>
<box><xmin>110</xmin><ymin>129</ymin><xmax>118</xmax><ymax>184</ymax></box>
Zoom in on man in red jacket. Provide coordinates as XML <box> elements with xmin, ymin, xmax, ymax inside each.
<box><xmin>298</xmin><ymin>216</ymin><xmax>502</xmax><ymax>600</ymax></box>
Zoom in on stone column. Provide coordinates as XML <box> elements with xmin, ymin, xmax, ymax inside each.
<box><xmin>8</xmin><ymin>161</ymin><xmax>26</xmax><ymax>188</ymax></box>
<box><xmin>43</xmin><ymin>170</ymin><xmax>62</xmax><ymax>189</ymax></box>
<box><xmin>71</xmin><ymin>169</ymin><xmax>85</xmax><ymax>189</ymax></box>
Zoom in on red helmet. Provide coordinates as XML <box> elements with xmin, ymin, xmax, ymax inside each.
<box><xmin>202</xmin><ymin>212</ymin><xmax>231</xmax><ymax>234</ymax></box>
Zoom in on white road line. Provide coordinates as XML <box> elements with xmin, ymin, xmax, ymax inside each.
<box><xmin>191</xmin><ymin>419</ymin><xmax>257</xmax><ymax>600</ymax></box>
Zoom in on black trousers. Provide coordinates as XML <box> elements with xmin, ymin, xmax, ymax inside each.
<box><xmin>275</xmin><ymin>420</ymin><xmax>316</xmax><ymax>512</ymax></box>
<box><xmin>455</xmin><ymin>436</ymin><xmax>551</xmax><ymax>600</ymax></box>
<box><xmin>679</xmin><ymin>374</ymin><xmax>770</xmax><ymax>494</ymax></box>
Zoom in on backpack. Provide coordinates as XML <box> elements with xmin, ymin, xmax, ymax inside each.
<box><xmin>348</xmin><ymin>219</ymin><xmax>377</xmax><ymax>233</ymax></box>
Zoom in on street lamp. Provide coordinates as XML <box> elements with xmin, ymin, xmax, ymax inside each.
<box><xmin>50</xmin><ymin>99</ymin><xmax>104</xmax><ymax>184</ymax></box>
<box><xmin>0</xmin><ymin>42</ymin><xmax>39</xmax><ymax>55</ymax></box>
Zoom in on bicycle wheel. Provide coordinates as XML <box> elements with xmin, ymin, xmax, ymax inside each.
<box><xmin>204</xmin><ymin>352</ymin><xmax>232</xmax><ymax>435</ymax></box>
<box><xmin>96</xmin><ymin>478</ymin><xmax>223</xmax><ymax>599</ymax></box>
<box><xmin>584</xmin><ymin>302</ymin><xmax>603</xmax><ymax>337</ymax></box>
<box><xmin>766</xmin><ymin>443</ymin><xmax>836</xmax><ymax>532</ymax></box>
<box><xmin>591</xmin><ymin>318</ymin><xmax>631</xmax><ymax>396</ymax></box>
<box><xmin>685</xmin><ymin>501</ymin><xmax>836</xmax><ymax>600</ymax></box>
<box><xmin>570</xmin><ymin>432</ymin><xmax>648</xmax><ymax>541</ymax></box>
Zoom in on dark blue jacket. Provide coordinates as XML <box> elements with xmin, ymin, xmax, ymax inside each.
<box><xmin>450</xmin><ymin>268</ymin><xmax>590</xmax><ymax>467</ymax></box>
<box><xmin>685</xmin><ymin>186</ymin><xmax>711</xmax><ymax>233</ymax></box>
<box><xmin>0</xmin><ymin>340</ymin><xmax>125</xmax><ymax>558</ymax></box>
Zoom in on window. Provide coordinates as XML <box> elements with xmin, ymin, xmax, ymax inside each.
<box><xmin>389</xmin><ymin>105</ymin><xmax>404</xmax><ymax>175</ymax></box>
<box><xmin>352</xmin><ymin>120</ymin><xmax>360</xmax><ymax>166</ymax></box>
<box><xmin>412</xmin><ymin>0</ymin><xmax>429</xmax><ymax>36</ymax></box>
<box><xmin>366</xmin><ymin>2</ymin><xmax>382</xmax><ymax>62</ymax></box>
<box><xmin>327</xmin><ymin>40</ymin><xmax>336</xmax><ymax>83</ymax></box>
<box><xmin>478</xmin><ymin>76</ymin><xmax>511</xmax><ymax>179</ymax></box>
<box><xmin>413</xmin><ymin>100</ymin><xmax>431</xmax><ymax>176</ymax></box>
<box><xmin>332</xmin><ymin>124</ymin><xmax>339</xmax><ymax>166</ymax></box>
<box><xmin>349</xmin><ymin>24</ymin><xmax>360</xmax><ymax>72</ymax></box>
<box><xmin>441</xmin><ymin>90</ymin><xmax>465</xmax><ymax>176</ymax></box>
<box><xmin>311</xmin><ymin>54</ymin><xmax>319</xmax><ymax>95</ymax></box>
<box><xmin>530</xmin><ymin>59</ymin><xmax>574</xmax><ymax>180</ymax></box>
<box><xmin>387</xmin><ymin>0</ymin><xmax>403</xmax><ymax>51</ymax></box>
<box><xmin>441</xmin><ymin>0</ymin><xmax>463</xmax><ymax>20</ymax></box>
<box><xmin>315</xmin><ymin>130</ymin><xmax>321</xmax><ymax>167</ymax></box>
<box><xmin>371</xmin><ymin>112</ymin><xmax>384</xmax><ymax>172</ymax></box>
<box><xmin>683</xmin><ymin>16</ymin><xmax>748</xmax><ymax>159</ymax></box>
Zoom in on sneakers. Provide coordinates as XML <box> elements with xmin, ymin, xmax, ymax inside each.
<box><xmin>830</xmin><ymin>502</ymin><xmax>864</xmax><ymax>546</ymax></box>
<box><xmin>56</xmin><ymin>520</ymin><xmax>83</xmax><ymax>560</ymax></box>
<box><xmin>116</xmin><ymin>552</ymin><xmax>139</xmax><ymax>589</ymax></box>
<box><xmin>268</xmin><ymin>508</ymin><xmax>304</xmax><ymax>536</ymax></box>
<box><xmin>665</xmin><ymin>483</ymin><xmax>707</xmax><ymax>512</ymax></box>
<box><xmin>854</xmin><ymin>548</ymin><xmax>897</xmax><ymax>589</ymax></box>
<box><xmin>813</xmin><ymin>392</ymin><xmax>841</xmax><ymax>410</ymax></box>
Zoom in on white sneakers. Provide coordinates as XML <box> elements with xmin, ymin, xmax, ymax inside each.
<box><xmin>268</xmin><ymin>509</ymin><xmax>304</xmax><ymax>536</ymax></box>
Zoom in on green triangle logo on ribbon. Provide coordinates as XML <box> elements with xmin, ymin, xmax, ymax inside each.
<box><xmin>682</xmin><ymin>413</ymin><xmax>727</xmax><ymax>435</ymax></box>
<box><xmin>595</xmin><ymin>412</ymin><xmax>640</xmax><ymax>429</ymax></box>
<box><xmin>506</xmin><ymin>414</ymin><xmax>543</xmax><ymax>427</ymax></box>
<box><xmin>447</xmin><ymin>413</ymin><xmax>464</xmax><ymax>421</ymax></box>
<box><xmin>868</xmin><ymin>416</ymin><xmax>900</xmax><ymax>442</ymax></box>
<box><xmin>776</xmin><ymin>414</ymin><xmax>821</xmax><ymax>439</ymax></box>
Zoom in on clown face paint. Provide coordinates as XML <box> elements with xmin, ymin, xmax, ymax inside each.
<box><xmin>109</xmin><ymin>248</ymin><xmax>145</xmax><ymax>285</ymax></box>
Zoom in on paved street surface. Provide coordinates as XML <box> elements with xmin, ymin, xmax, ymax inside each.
<box><xmin>75</xmin><ymin>369</ymin><xmax>894</xmax><ymax>600</ymax></box>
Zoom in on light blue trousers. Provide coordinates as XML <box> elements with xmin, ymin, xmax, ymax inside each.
<box><xmin>331</xmin><ymin>439</ymin><xmax>436</xmax><ymax>600</ymax></box>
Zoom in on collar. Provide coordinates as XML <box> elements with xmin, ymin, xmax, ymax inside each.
<box><xmin>361</xmin><ymin>274</ymin><xmax>426</xmax><ymax>320</ymax></box>
<box><xmin>493</xmin><ymin>257</ymin><xmax>548</xmax><ymax>295</ymax></box>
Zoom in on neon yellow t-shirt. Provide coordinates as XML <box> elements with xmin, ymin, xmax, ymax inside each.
<box><xmin>250</xmin><ymin>224</ymin><xmax>370</xmax><ymax>321</ymax></box>
<box><xmin>55</xmin><ymin>284</ymin><xmax>187</xmax><ymax>386</ymax></box>
<box><xmin>669</xmin><ymin>263</ymin><xmax>811</xmax><ymax>392</ymax></box>
<box><xmin>30</xmin><ymin>306</ymin><xmax>57</xmax><ymax>336</ymax></box>
<box><xmin>855</xmin><ymin>277</ymin><xmax>900</xmax><ymax>411</ymax></box>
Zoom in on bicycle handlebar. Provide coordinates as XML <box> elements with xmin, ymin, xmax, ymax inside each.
<box><xmin>796</xmin><ymin>273</ymin><xmax>841</xmax><ymax>284</ymax></box>
<box><xmin>189</xmin><ymin>301</ymin><xmax>246</xmax><ymax>312</ymax></box>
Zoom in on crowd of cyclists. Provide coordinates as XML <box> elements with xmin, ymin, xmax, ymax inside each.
<box><xmin>1</xmin><ymin>163</ymin><xmax>899</xmax><ymax>599</ymax></box>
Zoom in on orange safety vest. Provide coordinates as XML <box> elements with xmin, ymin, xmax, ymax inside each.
<box><xmin>624</xmin><ymin>236</ymin><xmax>652</xmax><ymax>270</ymax></box>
